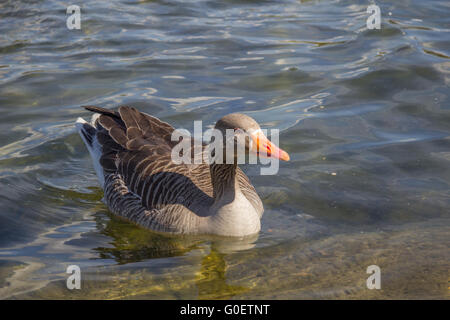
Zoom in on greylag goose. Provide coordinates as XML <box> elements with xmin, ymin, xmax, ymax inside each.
<box><xmin>76</xmin><ymin>106</ymin><xmax>289</xmax><ymax>237</ymax></box>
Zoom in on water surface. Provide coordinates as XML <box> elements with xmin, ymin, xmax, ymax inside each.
<box><xmin>0</xmin><ymin>0</ymin><xmax>449</xmax><ymax>299</ymax></box>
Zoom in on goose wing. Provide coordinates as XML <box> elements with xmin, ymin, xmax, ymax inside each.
<box><xmin>85</xmin><ymin>105</ymin><xmax>213</xmax><ymax>212</ymax></box>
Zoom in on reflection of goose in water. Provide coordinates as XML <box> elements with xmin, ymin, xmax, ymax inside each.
<box><xmin>93</xmin><ymin>207</ymin><xmax>259</xmax><ymax>264</ymax></box>
<box><xmin>93</xmin><ymin>212</ymin><xmax>256</xmax><ymax>299</ymax></box>
<box><xmin>92</xmin><ymin>211</ymin><xmax>201</xmax><ymax>264</ymax></box>
<box><xmin>76</xmin><ymin>106</ymin><xmax>289</xmax><ymax>237</ymax></box>
<box><xmin>195</xmin><ymin>244</ymin><xmax>250</xmax><ymax>299</ymax></box>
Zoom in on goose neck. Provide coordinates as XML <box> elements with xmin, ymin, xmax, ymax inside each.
<box><xmin>209</xmin><ymin>162</ymin><xmax>238</xmax><ymax>203</ymax></box>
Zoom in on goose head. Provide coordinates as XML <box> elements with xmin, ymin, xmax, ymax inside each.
<box><xmin>214</xmin><ymin>113</ymin><xmax>290</xmax><ymax>162</ymax></box>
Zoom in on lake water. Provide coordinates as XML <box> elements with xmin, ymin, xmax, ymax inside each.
<box><xmin>0</xmin><ymin>0</ymin><xmax>449</xmax><ymax>299</ymax></box>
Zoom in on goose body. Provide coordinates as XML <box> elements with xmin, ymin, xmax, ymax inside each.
<box><xmin>76</xmin><ymin>106</ymin><xmax>288</xmax><ymax>237</ymax></box>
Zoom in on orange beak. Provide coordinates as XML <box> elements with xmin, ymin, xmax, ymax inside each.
<box><xmin>251</xmin><ymin>131</ymin><xmax>290</xmax><ymax>161</ymax></box>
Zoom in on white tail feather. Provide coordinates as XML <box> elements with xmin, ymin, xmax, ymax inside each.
<box><xmin>76</xmin><ymin>116</ymin><xmax>105</xmax><ymax>188</ymax></box>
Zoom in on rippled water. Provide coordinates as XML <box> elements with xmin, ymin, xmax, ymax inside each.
<box><xmin>0</xmin><ymin>0</ymin><xmax>449</xmax><ymax>299</ymax></box>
